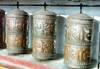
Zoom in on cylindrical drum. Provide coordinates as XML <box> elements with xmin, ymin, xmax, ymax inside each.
<box><xmin>32</xmin><ymin>10</ymin><xmax>56</xmax><ymax>60</ymax></box>
<box><xmin>64</xmin><ymin>13</ymin><xmax>96</xmax><ymax>68</ymax></box>
<box><xmin>0</xmin><ymin>9</ymin><xmax>6</xmax><ymax>49</ymax></box>
<box><xmin>7</xmin><ymin>9</ymin><xmax>29</xmax><ymax>54</ymax></box>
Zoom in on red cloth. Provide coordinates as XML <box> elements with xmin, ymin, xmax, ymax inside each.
<box><xmin>0</xmin><ymin>55</ymin><xmax>56</xmax><ymax>69</ymax></box>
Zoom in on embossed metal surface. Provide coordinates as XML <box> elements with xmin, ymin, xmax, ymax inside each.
<box><xmin>0</xmin><ymin>9</ymin><xmax>6</xmax><ymax>49</ymax></box>
<box><xmin>64</xmin><ymin>13</ymin><xmax>95</xmax><ymax>68</ymax></box>
<box><xmin>7</xmin><ymin>9</ymin><xmax>29</xmax><ymax>54</ymax></box>
<box><xmin>32</xmin><ymin>10</ymin><xmax>56</xmax><ymax>60</ymax></box>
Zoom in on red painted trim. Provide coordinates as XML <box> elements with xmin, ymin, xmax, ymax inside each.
<box><xmin>0</xmin><ymin>55</ymin><xmax>56</xmax><ymax>69</ymax></box>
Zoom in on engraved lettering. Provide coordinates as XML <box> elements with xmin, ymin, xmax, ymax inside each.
<box><xmin>16</xmin><ymin>20</ymin><xmax>24</xmax><ymax>32</ymax></box>
<box><xmin>65</xmin><ymin>26</ymin><xmax>92</xmax><ymax>42</ymax></box>
<box><xmin>16</xmin><ymin>37</ymin><xmax>24</xmax><ymax>47</ymax></box>
<box><xmin>64</xmin><ymin>46</ymin><xmax>68</xmax><ymax>59</ymax></box>
<box><xmin>72</xmin><ymin>49</ymin><xmax>83</xmax><ymax>61</ymax></box>
<box><xmin>64</xmin><ymin>46</ymin><xmax>91</xmax><ymax>62</ymax></box>
<box><xmin>7</xmin><ymin>35</ymin><xmax>24</xmax><ymax>47</ymax></box>
<box><xmin>43</xmin><ymin>41</ymin><xmax>53</xmax><ymax>53</ymax></box>
<box><xmin>76</xmin><ymin>28</ymin><xmax>84</xmax><ymax>41</ymax></box>
<box><xmin>65</xmin><ymin>26</ymin><xmax>70</xmax><ymax>39</ymax></box>
<box><xmin>33</xmin><ymin>40</ymin><xmax>53</xmax><ymax>53</ymax></box>
<box><xmin>44</xmin><ymin>23</ymin><xmax>54</xmax><ymax>35</ymax></box>
<box><xmin>33</xmin><ymin>21</ymin><xmax>54</xmax><ymax>36</ymax></box>
<box><xmin>83</xmin><ymin>49</ymin><xmax>90</xmax><ymax>61</ymax></box>
<box><xmin>7</xmin><ymin>18</ymin><xmax>26</xmax><ymax>32</ymax></box>
<box><xmin>34</xmin><ymin>40</ymin><xmax>43</xmax><ymax>52</ymax></box>
<box><xmin>7</xmin><ymin>36</ymin><xmax>14</xmax><ymax>47</ymax></box>
<box><xmin>85</xmin><ymin>29</ymin><xmax>92</xmax><ymax>40</ymax></box>
<box><xmin>34</xmin><ymin>22</ymin><xmax>43</xmax><ymax>35</ymax></box>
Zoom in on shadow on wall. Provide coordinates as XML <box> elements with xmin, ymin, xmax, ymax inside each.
<box><xmin>92</xmin><ymin>19</ymin><xmax>99</xmax><ymax>61</ymax></box>
<box><xmin>28</xmin><ymin>15</ymin><xmax>32</xmax><ymax>49</ymax></box>
<box><xmin>56</xmin><ymin>15</ymin><xmax>67</xmax><ymax>54</ymax></box>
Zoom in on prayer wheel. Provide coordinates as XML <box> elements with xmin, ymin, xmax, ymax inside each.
<box><xmin>7</xmin><ymin>9</ymin><xmax>29</xmax><ymax>54</ymax></box>
<box><xmin>0</xmin><ymin>9</ymin><xmax>6</xmax><ymax>49</ymax></box>
<box><xmin>32</xmin><ymin>10</ymin><xmax>56</xmax><ymax>60</ymax></box>
<box><xmin>64</xmin><ymin>13</ymin><xmax>95</xmax><ymax>68</ymax></box>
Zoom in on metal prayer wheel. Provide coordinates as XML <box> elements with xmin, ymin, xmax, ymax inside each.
<box><xmin>64</xmin><ymin>13</ymin><xmax>95</xmax><ymax>68</ymax></box>
<box><xmin>0</xmin><ymin>9</ymin><xmax>6</xmax><ymax>49</ymax></box>
<box><xmin>32</xmin><ymin>10</ymin><xmax>56</xmax><ymax>60</ymax></box>
<box><xmin>7</xmin><ymin>9</ymin><xmax>29</xmax><ymax>54</ymax></box>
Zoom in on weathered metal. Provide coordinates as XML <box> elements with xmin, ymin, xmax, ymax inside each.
<box><xmin>32</xmin><ymin>10</ymin><xmax>56</xmax><ymax>60</ymax></box>
<box><xmin>0</xmin><ymin>9</ymin><xmax>6</xmax><ymax>49</ymax></box>
<box><xmin>64</xmin><ymin>13</ymin><xmax>94</xmax><ymax>68</ymax></box>
<box><xmin>7</xmin><ymin>9</ymin><xmax>29</xmax><ymax>54</ymax></box>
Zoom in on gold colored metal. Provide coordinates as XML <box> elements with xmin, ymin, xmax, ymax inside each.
<box><xmin>7</xmin><ymin>9</ymin><xmax>29</xmax><ymax>54</ymax></box>
<box><xmin>64</xmin><ymin>13</ymin><xmax>95</xmax><ymax>68</ymax></box>
<box><xmin>32</xmin><ymin>10</ymin><xmax>56</xmax><ymax>60</ymax></box>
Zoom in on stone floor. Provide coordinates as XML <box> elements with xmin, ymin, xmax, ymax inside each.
<box><xmin>0</xmin><ymin>49</ymin><xmax>98</xmax><ymax>69</ymax></box>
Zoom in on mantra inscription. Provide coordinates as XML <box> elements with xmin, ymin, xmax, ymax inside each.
<box><xmin>7</xmin><ymin>18</ymin><xmax>27</xmax><ymax>33</ymax></box>
<box><xmin>64</xmin><ymin>46</ymin><xmax>90</xmax><ymax>62</ymax></box>
<box><xmin>33</xmin><ymin>22</ymin><xmax>54</xmax><ymax>36</ymax></box>
<box><xmin>7</xmin><ymin>34</ymin><xmax>26</xmax><ymax>47</ymax></box>
<box><xmin>33</xmin><ymin>39</ymin><xmax>53</xmax><ymax>53</ymax></box>
<box><xmin>66</xmin><ymin>26</ymin><xmax>92</xmax><ymax>41</ymax></box>
<box><xmin>65</xmin><ymin>25</ymin><xmax>92</xmax><ymax>43</ymax></box>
